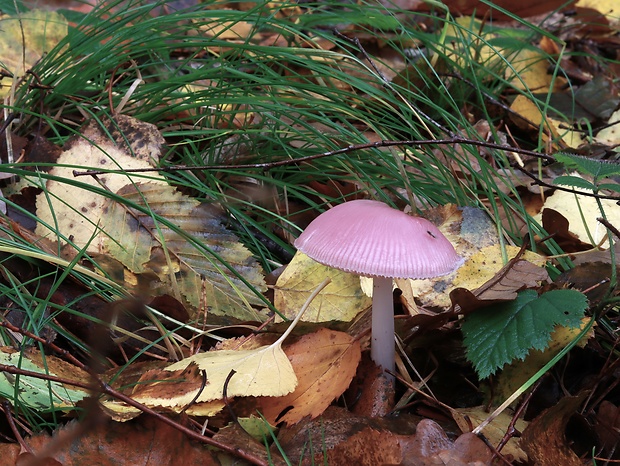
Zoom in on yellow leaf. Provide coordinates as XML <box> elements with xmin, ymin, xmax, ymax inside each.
<box><xmin>111</xmin><ymin>344</ymin><xmax>296</xmax><ymax>411</ymax></box>
<box><xmin>595</xmin><ymin>108</ymin><xmax>620</xmax><ymax>145</ymax></box>
<box><xmin>274</xmin><ymin>251</ymin><xmax>371</xmax><ymax>322</ymax></box>
<box><xmin>113</xmin><ymin>279</ymin><xmax>330</xmax><ymax>412</ymax></box>
<box><xmin>510</xmin><ymin>95</ymin><xmax>582</xmax><ymax>148</ymax></box>
<box><xmin>506</xmin><ymin>49</ymin><xmax>554</xmax><ymax>93</ymax></box>
<box><xmin>0</xmin><ymin>10</ymin><xmax>67</xmax><ymax>98</ymax></box>
<box><xmin>403</xmin><ymin>245</ymin><xmax>547</xmax><ymax>308</ymax></box>
<box><xmin>576</xmin><ymin>0</ymin><xmax>619</xmax><ymax>24</ymax></box>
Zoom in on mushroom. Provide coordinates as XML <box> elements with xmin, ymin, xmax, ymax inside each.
<box><xmin>294</xmin><ymin>199</ymin><xmax>463</xmax><ymax>380</ymax></box>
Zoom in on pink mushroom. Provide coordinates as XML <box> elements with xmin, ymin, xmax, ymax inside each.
<box><xmin>294</xmin><ymin>200</ymin><xmax>463</xmax><ymax>380</ymax></box>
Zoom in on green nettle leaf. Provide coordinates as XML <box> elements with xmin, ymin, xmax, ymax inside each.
<box><xmin>462</xmin><ymin>289</ymin><xmax>588</xmax><ymax>379</ymax></box>
<box><xmin>598</xmin><ymin>183</ymin><xmax>620</xmax><ymax>194</ymax></box>
<box><xmin>552</xmin><ymin>175</ymin><xmax>597</xmax><ymax>191</ymax></box>
<box><xmin>554</xmin><ymin>153</ymin><xmax>620</xmax><ymax>181</ymax></box>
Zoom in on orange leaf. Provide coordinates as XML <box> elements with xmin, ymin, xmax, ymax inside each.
<box><xmin>257</xmin><ymin>328</ymin><xmax>361</xmax><ymax>425</ymax></box>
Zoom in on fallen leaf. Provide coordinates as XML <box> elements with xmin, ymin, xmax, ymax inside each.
<box><xmin>535</xmin><ymin>175</ymin><xmax>620</xmax><ymax>245</ymax></box>
<box><xmin>595</xmin><ymin>401</ymin><xmax>620</xmax><ymax>456</ymax></box>
<box><xmin>0</xmin><ymin>346</ymin><xmax>89</xmax><ymax>412</ymax></box>
<box><xmin>439</xmin><ymin>0</ymin><xmax>575</xmax><ymax>18</ymax></box>
<box><xmin>100</xmin><ymin>182</ymin><xmax>267</xmax><ymax>320</ymax></box>
<box><xmin>595</xmin><ymin>108</ymin><xmax>620</xmax><ymax>145</ymax></box>
<box><xmin>213</xmin><ymin>423</ymin><xmax>287</xmax><ymax>466</ymax></box>
<box><xmin>453</xmin><ymin>407</ymin><xmax>528</xmax><ymax>462</ymax></box>
<box><xmin>20</xmin><ymin>416</ymin><xmax>218</xmax><ymax>465</ymax></box>
<box><xmin>275</xmin><ymin>406</ymin><xmax>403</xmax><ymax>466</ymax></box>
<box><xmin>576</xmin><ymin>0</ymin><xmax>620</xmax><ymax>25</ymax></box>
<box><xmin>257</xmin><ymin>328</ymin><xmax>361</xmax><ymax>425</ymax></box>
<box><xmin>405</xmin><ymin>245</ymin><xmax>548</xmax><ymax>309</ymax></box>
<box><xmin>0</xmin><ymin>10</ymin><xmax>67</xmax><ymax>98</ymax></box>
<box><xmin>399</xmin><ymin>419</ymin><xmax>493</xmax><ymax>466</ymax></box>
<box><xmin>35</xmin><ymin>116</ymin><xmax>166</xmax><ymax>251</ymax></box>
<box><xmin>274</xmin><ymin>251</ymin><xmax>370</xmax><ymax>322</ymax></box>
<box><xmin>128</xmin><ymin>297</ymin><xmax>327</xmax><ymax>409</ymax></box>
<box><xmin>131</xmin><ymin>343</ymin><xmax>297</xmax><ymax>407</ymax></box>
<box><xmin>521</xmin><ymin>392</ymin><xmax>589</xmax><ymax>466</ymax></box>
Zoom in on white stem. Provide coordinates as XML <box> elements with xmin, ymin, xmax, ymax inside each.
<box><xmin>370</xmin><ymin>276</ymin><xmax>395</xmax><ymax>380</ymax></box>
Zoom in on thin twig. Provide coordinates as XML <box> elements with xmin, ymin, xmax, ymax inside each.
<box><xmin>223</xmin><ymin>369</ymin><xmax>238</xmax><ymax>425</ymax></box>
<box><xmin>598</xmin><ymin>217</ymin><xmax>620</xmax><ymax>240</ymax></box>
<box><xmin>73</xmin><ymin>136</ymin><xmax>556</xmax><ymax>176</ymax></box>
<box><xmin>2</xmin><ymin>401</ymin><xmax>32</xmax><ymax>453</ymax></box>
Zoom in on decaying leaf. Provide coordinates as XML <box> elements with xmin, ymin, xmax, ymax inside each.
<box><xmin>99</xmin><ymin>182</ymin><xmax>267</xmax><ymax>320</ymax></box>
<box><xmin>521</xmin><ymin>392</ymin><xmax>589</xmax><ymax>466</ymax></box>
<box><xmin>0</xmin><ymin>347</ymin><xmax>89</xmax><ymax>411</ymax></box>
<box><xmin>453</xmin><ymin>407</ymin><xmax>528</xmax><ymax>462</ymax></box>
<box><xmin>35</xmin><ymin>116</ymin><xmax>166</xmax><ymax>251</ymax></box>
<box><xmin>576</xmin><ymin>0</ymin><xmax>619</xmax><ymax>24</ymax></box>
<box><xmin>274</xmin><ymin>251</ymin><xmax>370</xmax><ymax>322</ymax></box>
<box><xmin>275</xmin><ymin>406</ymin><xmax>404</xmax><ymax>466</ymax></box>
<box><xmin>405</xmin><ymin>245</ymin><xmax>548</xmax><ymax>309</ymax></box>
<box><xmin>17</xmin><ymin>416</ymin><xmax>219</xmax><ymax>465</ymax></box>
<box><xmin>399</xmin><ymin>419</ymin><xmax>493</xmax><ymax>465</ymax></box>
<box><xmin>535</xmin><ymin>176</ymin><xmax>620</xmax><ymax>245</ymax></box>
<box><xmin>257</xmin><ymin>328</ymin><xmax>361</xmax><ymax>425</ymax></box>
<box><xmin>0</xmin><ymin>10</ymin><xmax>68</xmax><ymax>98</ymax></box>
<box><xmin>127</xmin><ymin>336</ymin><xmax>297</xmax><ymax>409</ymax></box>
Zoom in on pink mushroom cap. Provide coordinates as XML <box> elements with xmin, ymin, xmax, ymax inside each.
<box><xmin>294</xmin><ymin>199</ymin><xmax>463</xmax><ymax>279</ymax></box>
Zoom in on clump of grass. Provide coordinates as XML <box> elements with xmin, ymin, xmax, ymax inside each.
<box><xmin>0</xmin><ymin>0</ymin><xmax>609</xmax><ymax>432</ymax></box>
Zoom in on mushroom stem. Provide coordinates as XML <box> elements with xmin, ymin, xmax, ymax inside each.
<box><xmin>371</xmin><ymin>276</ymin><xmax>395</xmax><ymax>380</ymax></box>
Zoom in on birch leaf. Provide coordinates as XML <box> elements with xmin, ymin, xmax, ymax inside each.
<box><xmin>35</xmin><ymin>115</ymin><xmax>166</xmax><ymax>251</ymax></box>
<box><xmin>274</xmin><ymin>251</ymin><xmax>370</xmax><ymax>322</ymax></box>
<box><xmin>100</xmin><ymin>182</ymin><xmax>267</xmax><ymax>320</ymax></box>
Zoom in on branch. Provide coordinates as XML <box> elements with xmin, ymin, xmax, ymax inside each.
<box><xmin>73</xmin><ymin>136</ymin><xmax>555</xmax><ymax>176</ymax></box>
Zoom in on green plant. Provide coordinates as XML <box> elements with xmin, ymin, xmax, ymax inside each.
<box><xmin>461</xmin><ymin>289</ymin><xmax>588</xmax><ymax>378</ymax></box>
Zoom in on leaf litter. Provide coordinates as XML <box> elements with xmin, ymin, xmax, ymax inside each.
<box><xmin>0</xmin><ymin>0</ymin><xmax>619</xmax><ymax>465</ymax></box>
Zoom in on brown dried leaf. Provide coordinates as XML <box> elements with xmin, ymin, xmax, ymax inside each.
<box><xmin>399</xmin><ymin>419</ymin><xmax>493</xmax><ymax>466</ymax></box>
<box><xmin>276</xmin><ymin>407</ymin><xmax>402</xmax><ymax>466</ymax></box>
<box><xmin>21</xmin><ymin>416</ymin><xmax>218</xmax><ymax>465</ymax></box>
<box><xmin>595</xmin><ymin>401</ymin><xmax>620</xmax><ymax>456</ymax></box>
<box><xmin>257</xmin><ymin>328</ymin><xmax>361</xmax><ymax>425</ymax></box>
<box><xmin>521</xmin><ymin>392</ymin><xmax>589</xmax><ymax>466</ymax></box>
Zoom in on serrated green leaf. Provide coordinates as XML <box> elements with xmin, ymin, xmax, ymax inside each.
<box><xmin>552</xmin><ymin>175</ymin><xmax>596</xmax><ymax>191</ymax></box>
<box><xmin>555</xmin><ymin>153</ymin><xmax>620</xmax><ymax>180</ymax></box>
<box><xmin>598</xmin><ymin>183</ymin><xmax>620</xmax><ymax>193</ymax></box>
<box><xmin>462</xmin><ymin>289</ymin><xmax>588</xmax><ymax>379</ymax></box>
